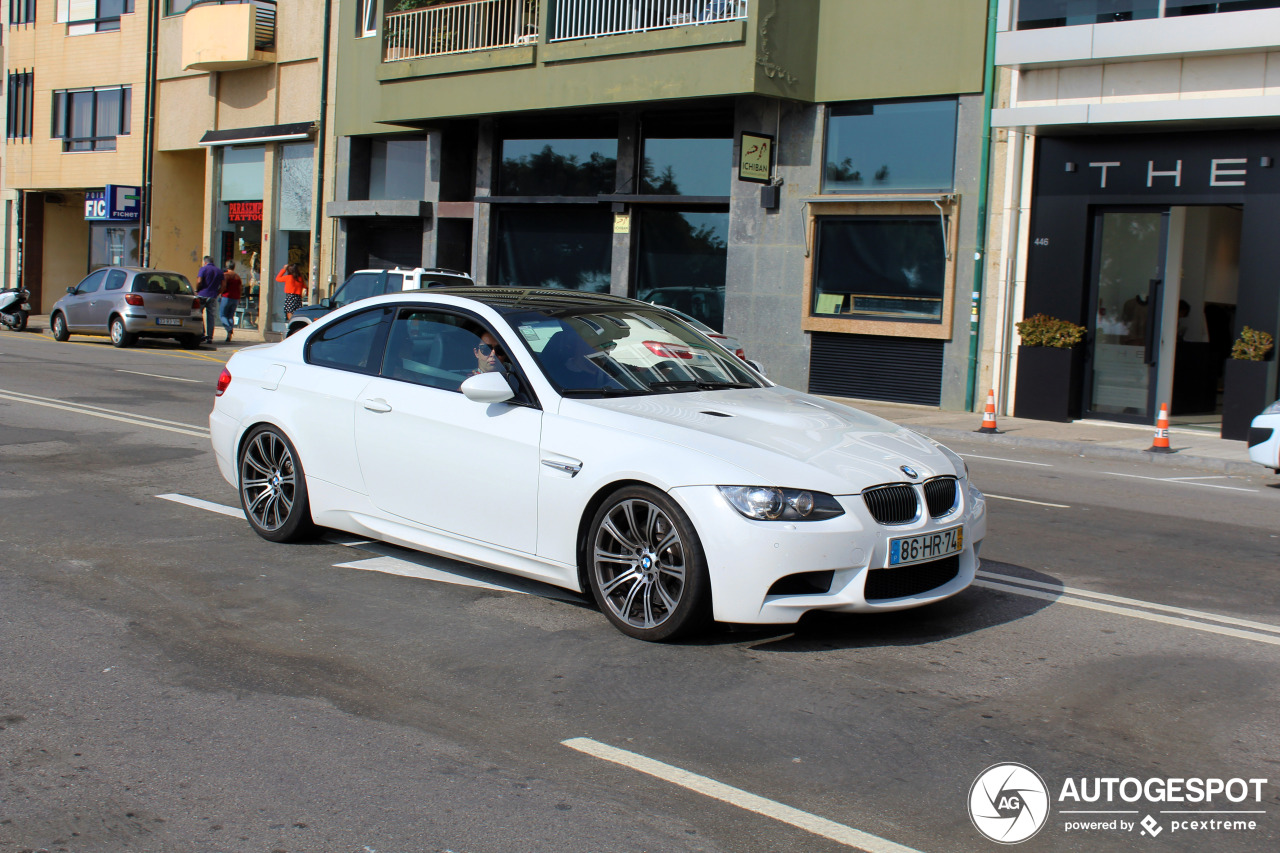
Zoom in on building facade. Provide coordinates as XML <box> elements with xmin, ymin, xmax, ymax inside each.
<box><xmin>152</xmin><ymin>0</ymin><xmax>337</xmax><ymax>338</ymax></box>
<box><xmin>4</xmin><ymin>0</ymin><xmax>149</xmax><ymax>311</ymax></box>
<box><xmin>331</xmin><ymin>0</ymin><xmax>992</xmax><ymax>402</ymax></box>
<box><xmin>991</xmin><ymin>0</ymin><xmax>1280</xmax><ymax>438</ymax></box>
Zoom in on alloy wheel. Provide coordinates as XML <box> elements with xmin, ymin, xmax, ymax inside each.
<box><xmin>240</xmin><ymin>430</ymin><xmax>298</xmax><ymax>532</ymax></box>
<box><xmin>592</xmin><ymin>498</ymin><xmax>688</xmax><ymax>631</ymax></box>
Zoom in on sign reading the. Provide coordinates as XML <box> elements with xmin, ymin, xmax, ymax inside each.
<box><xmin>738</xmin><ymin>132</ymin><xmax>773</xmax><ymax>184</ymax></box>
<box><xmin>228</xmin><ymin>201</ymin><xmax>263</xmax><ymax>222</ymax></box>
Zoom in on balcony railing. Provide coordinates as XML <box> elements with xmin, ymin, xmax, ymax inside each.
<box><xmin>550</xmin><ymin>0</ymin><xmax>747</xmax><ymax>42</ymax></box>
<box><xmin>187</xmin><ymin>0</ymin><xmax>276</xmax><ymax>50</ymax></box>
<box><xmin>384</xmin><ymin>0</ymin><xmax>538</xmax><ymax>61</ymax></box>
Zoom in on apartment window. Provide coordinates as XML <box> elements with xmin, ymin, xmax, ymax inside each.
<box><xmin>6</xmin><ymin>72</ymin><xmax>33</xmax><ymax>140</ymax></box>
<box><xmin>824</xmin><ymin>99</ymin><xmax>957</xmax><ymax>194</ymax></box>
<box><xmin>52</xmin><ymin>86</ymin><xmax>131</xmax><ymax>151</ymax></box>
<box><xmin>57</xmin><ymin>0</ymin><xmax>135</xmax><ymax>34</ymax></box>
<box><xmin>358</xmin><ymin>0</ymin><xmax>377</xmax><ymax>36</ymax></box>
<box><xmin>10</xmin><ymin>0</ymin><xmax>36</xmax><ymax>25</ymax></box>
<box><xmin>165</xmin><ymin>0</ymin><xmax>198</xmax><ymax>14</ymax></box>
<box><xmin>811</xmin><ymin>217</ymin><xmax>946</xmax><ymax>323</ymax></box>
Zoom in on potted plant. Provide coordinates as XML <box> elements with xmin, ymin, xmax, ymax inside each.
<box><xmin>1222</xmin><ymin>325</ymin><xmax>1275</xmax><ymax>441</ymax></box>
<box><xmin>1013</xmin><ymin>313</ymin><xmax>1087</xmax><ymax>423</ymax></box>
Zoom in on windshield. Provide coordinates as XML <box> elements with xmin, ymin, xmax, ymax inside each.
<box><xmin>511</xmin><ymin>307</ymin><xmax>762</xmax><ymax>397</ymax></box>
<box><xmin>332</xmin><ymin>272</ymin><xmax>383</xmax><ymax>307</ymax></box>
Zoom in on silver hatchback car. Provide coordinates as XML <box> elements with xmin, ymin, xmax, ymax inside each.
<box><xmin>50</xmin><ymin>267</ymin><xmax>206</xmax><ymax>348</ymax></box>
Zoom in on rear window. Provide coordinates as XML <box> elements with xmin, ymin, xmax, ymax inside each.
<box><xmin>132</xmin><ymin>274</ymin><xmax>194</xmax><ymax>295</ymax></box>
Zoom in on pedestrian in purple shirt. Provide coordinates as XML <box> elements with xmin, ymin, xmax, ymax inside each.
<box><xmin>195</xmin><ymin>255</ymin><xmax>224</xmax><ymax>343</ymax></box>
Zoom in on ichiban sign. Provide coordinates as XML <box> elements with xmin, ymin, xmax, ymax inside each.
<box><xmin>738</xmin><ymin>132</ymin><xmax>773</xmax><ymax>184</ymax></box>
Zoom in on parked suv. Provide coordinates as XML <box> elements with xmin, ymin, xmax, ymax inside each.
<box><xmin>49</xmin><ymin>267</ymin><xmax>205</xmax><ymax>348</ymax></box>
<box><xmin>286</xmin><ymin>267</ymin><xmax>474</xmax><ymax>337</ymax></box>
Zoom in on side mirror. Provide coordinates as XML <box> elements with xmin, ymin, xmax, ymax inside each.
<box><xmin>461</xmin><ymin>371</ymin><xmax>515</xmax><ymax>404</ymax></box>
<box><xmin>319</xmin><ymin>298</ymin><xmax>333</xmax><ymax>309</ymax></box>
<box><xmin>67</xmin><ymin>286</ymin><xmax>77</xmax><ymax>295</ymax></box>
<box><xmin>746</xmin><ymin>358</ymin><xmax>767</xmax><ymax>377</ymax></box>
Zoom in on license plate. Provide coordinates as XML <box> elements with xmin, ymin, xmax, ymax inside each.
<box><xmin>156</xmin><ymin>317</ymin><xmax>182</xmax><ymax>326</ymax></box>
<box><xmin>888</xmin><ymin>526</ymin><xmax>963</xmax><ymax>566</ymax></box>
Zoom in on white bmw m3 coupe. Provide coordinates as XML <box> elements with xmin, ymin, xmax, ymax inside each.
<box><xmin>210</xmin><ymin>288</ymin><xmax>987</xmax><ymax>641</ymax></box>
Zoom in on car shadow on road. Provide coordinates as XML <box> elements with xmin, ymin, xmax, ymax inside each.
<box><xmin>720</xmin><ymin>561</ymin><xmax>1061</xmax><ymax>652</ymax></box>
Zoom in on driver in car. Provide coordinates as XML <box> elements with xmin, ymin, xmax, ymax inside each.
<box><xmin>471</xmin><ymin>332</ymin><xmax>509</xmax><ymax>376</ymax></box>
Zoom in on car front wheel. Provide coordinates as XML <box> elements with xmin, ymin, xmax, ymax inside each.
<box><xmin>51</xmin><ymin>312</ymin><xmax>70</xmax><ymax>342</ymax></box>
<box><xmin>109</xmin><ymin>316</ymin><xmax>136</xmax><ymax>348</ymax></box>
<box><xmin>238</xmin><ymin>425</ymin><xmax>315</xmax><ymax>543</ymax></box>
<box><xmin>587</xmin><ymin>486</ymin><xmax>710</xmax><ymax>641</ymax></box>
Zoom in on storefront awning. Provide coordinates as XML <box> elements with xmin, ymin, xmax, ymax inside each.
<box><xmin>199</xmin><ymin>122</ymin><xmax>315</xmax><ymax>147</ymax></box>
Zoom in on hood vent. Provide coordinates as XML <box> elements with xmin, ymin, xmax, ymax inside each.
<box><xmin>700</xmin><ymin>411</ymin><xmax>732</xmax><ymax>417</ymax></box>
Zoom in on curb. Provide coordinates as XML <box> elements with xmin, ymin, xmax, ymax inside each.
<box><xmin>914</xmin><ymin>425</ymin><xmax>1259</xmax><ymax>476</ymax></box>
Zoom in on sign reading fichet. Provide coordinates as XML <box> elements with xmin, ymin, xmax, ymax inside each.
<box><xmin>84</xmin><ymin>185</ymin><xmax>141</xmax><ymax>221</ymax></box>
<box><xmin>738</xmin><ymin>132</ymin><xmax>773</xmax><ymax>184</ymax></box>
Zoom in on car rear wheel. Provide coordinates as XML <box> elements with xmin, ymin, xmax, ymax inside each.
<box><xmin>238</xmin><ymin>425</ymin><xmax>315</xmax><ymax>543</ymax></box>
<box><xmin>179</xmin><ymin>334</ymin><xmax>203</xmax><ymax>349</ymax></box>
<box><xmin>109</xmin><ymin>316</ymin><xmax>136</xmax><ymax>348</ymax></box>
<box><xmin>587</xmin><ymin>486</ymin><xmax>710</xmax><ymax>641</ymax></box>
<box><xmin>51</xmin><ymin>312</ymin><xmax>70</xmax><ymax>342</ymax></box>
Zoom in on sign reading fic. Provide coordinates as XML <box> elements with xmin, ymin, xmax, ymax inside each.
<box><xmin>738</xmin><ymin>132</ymin><xmax>773</xmax><ymax>184</ymax></box>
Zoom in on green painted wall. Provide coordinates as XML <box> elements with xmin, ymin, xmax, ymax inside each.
<box><xmin>814</xmin><ymin>0</ymin><xmax>988</xmax><ymax>101</ymax></box>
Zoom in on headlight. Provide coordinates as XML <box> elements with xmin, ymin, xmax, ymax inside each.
<box><xmin>718</xmin><ymin>486</ymin><xmax>845</xmax><ymax>521</ymax></box>
<box><xmin>1263</xmin><ymin>400</ymin><xmax>1280</xmax><ymax>416</ymax></box>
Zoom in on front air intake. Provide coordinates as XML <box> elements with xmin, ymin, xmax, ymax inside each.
<box><xmin>861</xmin><ymin>484</ymin><xmax>918</xmax><ymax>525</ymax></box>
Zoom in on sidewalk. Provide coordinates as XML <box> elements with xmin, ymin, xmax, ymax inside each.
<box><xmin>834</xmin><ymin>398</ymin><xmax>1258</xmax><ymax>475</ymax></box>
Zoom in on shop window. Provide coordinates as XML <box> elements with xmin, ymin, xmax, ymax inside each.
<box><xmin>493</xmin><ymin>207</ymin><xmax>612</xmax><ymax>292</ymax></box>
<box><xmin>497</xmin><ymin>117</ymin><xmax>618</xmax><ymax>197</ymax></box>
<box><xmin>369</xmin><ymin>137</ymin><xmax>426</xmax><ymax>201</ymax></box>
<box><xmin>634</xmin><ymin>210</ymin><xmax>729</xmax><ymax>330</ymax></box>
<box><xmin>57</xmin><ymin>0</ymin><xmax>135</xmax><ymax>34</ymax></box>
<box><xmin>824</xmin><ymin>99</ymin><xmax>957</xmax><ymax>194</ymax></box>
<box><xmin>52</xmin><ymin>86</ymin><xmax>130</xmax><ymax>152</ymax></box>
<box><xmin>811</xmin><ymin>217</ymin><xmax>946</xmax><ymax>323</ymax></box>
<box><xmin>6</xmin><ymin>71</ymin><xmax>33</xmax><ymax>140</ymax></box>
<box><xmin>9</xmin><ymin>0</ymin><xmax>35</xmax><ymax>25</ymax></box>
<box><xmin>639</xmin><ymin>112</ymin><xmax>733</xmax><ymax>197</ymax></box>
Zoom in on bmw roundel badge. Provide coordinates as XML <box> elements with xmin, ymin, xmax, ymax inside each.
<box><xmin>900</xmin><ymin>465</ymin><xmax>918</xmax><ymax>479</ymax></box>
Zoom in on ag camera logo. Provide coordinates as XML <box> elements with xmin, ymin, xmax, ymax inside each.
<box><xmin>969</xmin><ymin>763</ymin><xmax>1051</xmax><ymax>844</ymax></box>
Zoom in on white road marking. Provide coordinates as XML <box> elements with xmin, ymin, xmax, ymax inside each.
<box><xmin>562</xmin><ymin>737</ymin><xmax>924</xmax><ymax>853</ymax></box>
<box><xmin>985</xmin><ymin>494</ymin><xmax>1070</xmax><ymax>508</ymax></box>
<box><xmin>157</xmin><ymin>493</ymin><xmax>245</xmax><ymax>519</ymax></box>
<box><xmin>959</xmin><ymin>453</ymin><xmax>1053</xmax><ymax>467</ymax></box>
<box><xmin>975</xmin><ymin>576</ymin><xmax>1280</xmax><ymax>647</ymax></box>
<box><xmin>0</xmin><ymin>388</ymin><xmax>209</xmax><ymax>438</ymax></box>
<box><xmin>335</xmin><ymin>555</ymin><xmax>528</xmax><ymax>594</ymax></box>
<box><xmin>116</xmin><ymin>369</ymin><xmax>203</xmax><ymax>383</ymax></box>
<box><xmin>1103</xmin><ymin>471</ymin><xmax>1257</xmax><ymax>493</ymax></box>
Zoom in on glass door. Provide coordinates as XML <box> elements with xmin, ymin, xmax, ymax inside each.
<box><xmin>1086</xmin><ymin>209</ymin><xmax>1169</xmax><ymax>422</ymax></box>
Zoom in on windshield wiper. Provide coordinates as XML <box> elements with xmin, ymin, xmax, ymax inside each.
<box><xmin>559</xmin><ymin>386</ymin><xmax>644</xmax><ymax>397</ymax></box>
<box><xmin>648</xmin><ymin>380</ymin><xmax>752</xmax><ymax>392</ymax></box>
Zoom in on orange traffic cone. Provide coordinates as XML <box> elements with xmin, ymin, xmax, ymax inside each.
<box><xmin>1146</xmin><ymin>403</ymin><xmax>1174</xmax><ymax>453</ymax></box>
<box><xmin>976</xmin><ymin>388</ymin><xmax>1001</xmax><ymax>434</ymax></box>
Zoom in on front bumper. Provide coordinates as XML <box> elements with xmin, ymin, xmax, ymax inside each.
<box><xmin>1247</xmin><ymin>415</ymin><xmax>1280</xmax><ymax>471</ymax></box>
<box><xmin>670</xmin><ymin>482</ymin><xmax>987</xmax><ymax>625</ymax></box>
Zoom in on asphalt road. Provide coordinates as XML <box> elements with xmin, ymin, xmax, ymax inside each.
<box><xmin>2</xmin><ymin>327</ymin><xmax>1278</xmax><ymax>853</ymax></box>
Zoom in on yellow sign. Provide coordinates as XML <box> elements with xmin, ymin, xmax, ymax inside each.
<box><xmin>739</xmin><ymin>132</ymin><xmax>773</xmax><ymax>184</ymax></box>
<box><xmin>613</xmin><ymin>213</ymin><xmax>631</xmax><ymax>234</ymax></box>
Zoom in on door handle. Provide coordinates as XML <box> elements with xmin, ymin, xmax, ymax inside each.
<box><xmin>362</xmin><ymin>398</ymin><xmax>392</xmax><ymax>413</ymax></box>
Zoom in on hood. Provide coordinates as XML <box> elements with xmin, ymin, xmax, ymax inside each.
<box><xmin>566</xmin><ymin>386</ymin><xmax>959</xmax><ymax>494</ymax></box>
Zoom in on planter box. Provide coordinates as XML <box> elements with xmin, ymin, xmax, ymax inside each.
<box><xmin>1014</xmin><ymin>345</ymin><xmax>1084</xmax><ymax>423</ymax></box>
<box><xmin>1221</xmin><ymin>359</ymin><xmax>1274</xmax><ymax>441</ymax></box>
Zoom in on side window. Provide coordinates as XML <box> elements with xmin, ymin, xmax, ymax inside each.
<box><xmin>381</xmin><ymin>309</ymin><xmax>485</xmax><ymax>392</ymax></box>
<box><xmin>104</xmin><ymin>269</ymin><xmax>127</xmax><ymax>290</ymax></box>
<box><xmin>76</xmin><ymin>270</ymin><xmax>107</xmax><ymax>294</ymax></box>
<box><xmin>334</xmin><ymin>272</ymin><xmax>382</xmax><ymax>306</ymax></box>
<box><xmin>383</xmin><ymin>273</ymin><xmax>404</xmax><ymax>294</ymax></box>
<box><xmin>306</xmin><ymin>308</ymin><xmax>389</xmax><ymax>374</ymax></box>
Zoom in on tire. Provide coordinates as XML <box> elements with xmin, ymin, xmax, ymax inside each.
<box><xmin>179</xmin><ymin>334</ymin><xmax>204</xmax><ymax>349</ymax></box>
<box><xmin>109</xmin><ymin>316</ymin><xmax>136</xmax><ymax>348</ymax></box>
<box><xmin>586</xmin><ymin>486</ymin><xmax>711</xmax><ymax>641</ymax></box>
<box><xmin>12</xmin><ymin>310</ymin><xmax>26</xmax><ymax>332</ymax></box>
<box><xmin>51</xmin><ymin>312</ymin><xmax>70</xmax><ymax>342</ymax></box>
<box><xmin>238</xmin><ymin>425</ymin><xmax>315</xmax><ymax>543</ymax></box>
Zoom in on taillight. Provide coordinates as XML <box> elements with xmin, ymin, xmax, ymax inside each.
<box><xmin>124</xmin><ymin>294</ymin><xmax>144</xmax><ymax>306</ymax></box>
<box><xmin>643</xmin><ymin>340</ymin><xmax>695</xmax><ymax>360</ymax></box>
<box><xmin>735</xmin><ymin>348</ymin><xmax>746</xmax><ymax>360</ymax></box>
<box><xmin>191</xmin><ymin>297</ymin><xmax>202</xmax><ymax>310</ymax></box>
<box><xmin>215</xmin><ymin>368</ymin><xmax>232</xmax><ymax>397</ymax></box>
